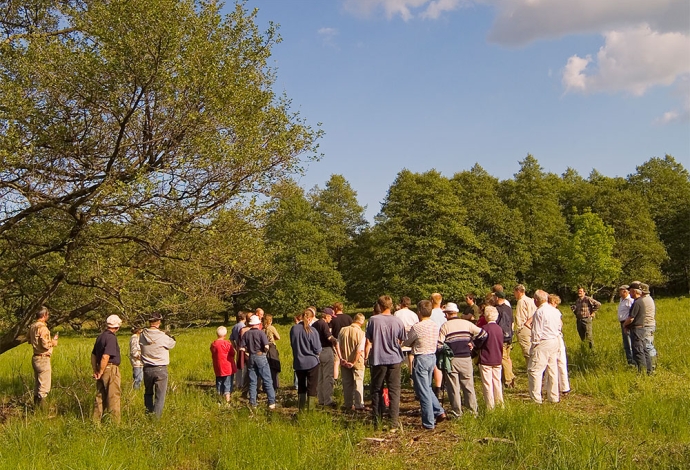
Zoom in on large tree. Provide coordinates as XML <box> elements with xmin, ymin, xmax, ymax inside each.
<box><xmin>0</xmin><ymin>1</ymin><xmax>320</xmax><ymax>353</ymax></box>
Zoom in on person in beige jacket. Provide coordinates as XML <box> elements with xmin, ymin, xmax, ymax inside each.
<box><xmin>29</xmin><ymin>306</ymin><xmax>58</xmax><ymax>409</ymax></box>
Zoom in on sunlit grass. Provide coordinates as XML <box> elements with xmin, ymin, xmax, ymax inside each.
<box><xmin>0</xmin><ymin>298</ymin><xmax>688</xmax><ymax>469</ymax></box>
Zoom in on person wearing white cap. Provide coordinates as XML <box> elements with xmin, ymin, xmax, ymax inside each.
<box><xmin>91</xmin><ymin>314</ymin><xmax>123</xmax><ymax>423</ymax></box>
<box><xmin>438</xmin><ymin>302</ymin><xmax>487</xmax><ymax>417</ymax></box>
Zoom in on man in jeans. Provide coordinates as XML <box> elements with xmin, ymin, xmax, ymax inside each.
<box><xmin>403</xmin><ymin>300</ymin><xmax>446</xmax><ymax>429</ymax></box>
<box><xmin>240</xmin><ymin>315</ymin><xmax>276</xmax><ymax>409</ymax></box>
<box><xmin>365</xmin><ymin>295</ymin><xmax>406</xmax><ymax>430</ymax></box>
<box><xmin>140</xmin><ymin>313</ymin><xmax>176</xmax><ymax>418</ymax></box>
<box><xmin>617</xmin><ymin>285</ymin><xmax>635</xmax><ymax>365</ymax></box>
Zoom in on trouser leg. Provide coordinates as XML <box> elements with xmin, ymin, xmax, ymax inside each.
<box><xmin>479</xmin><ymin>365</ymin><xmax>494</xmax><ymax>410</ymax></box>
<box><xmin>317</xmin><ymin>347</ymin><xmax>335</xmax><ymax>405</ymax></box>
<box><xmin>502</xmin><ymin>343</ymin><xmax>514</xmax><ymax>385</ymax></box>
<box><xmin>557</xmin><ymin>337</ymin><xmax>570</xmax><ymax>392</ymax></box>
<box><xmin>621</xmin><ymin>322</ymin><xmax>634</xmax><ymax>364</ymax></box>
<box><xmin>341</xmin><ymin>368</ymin><xmax>354</xmax><ymax>409</ymax></box>
<box><xmin>385</xmin><ymin>363</ymin><xmax>402</xmax><ymax>427</ymax></box>
<box><xmin>353</xmin><ymin>368</ymin><xmax>365</xmax><ymax>408</ymax></box>
<box><xmin>152</xmin><ymin>367</ymin><xmax>168</xmax><ymax>418</ymax></box>
<box><xmin>103</xmin><ymin>365</ymin><xmax>121</xmax><ymax>423</ymax></box>
<box><xmin>370</xmin><ymin>365</ymin><xmax>386</xmax><ymax>424</ymax></box>
<box><xmin>456</xmin><ymin>357</ymin><xmax>477</xmax><ymax>414</ymax></box>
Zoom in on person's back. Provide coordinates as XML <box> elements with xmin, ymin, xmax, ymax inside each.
<box><xmin>139</xmin><ymin>328</ymin><xmax>176</xmax><ymax>366</ymax></box>
<box><xmin>479</xmin><ymin>322</ymin><xmax>503</xmax><ymax>366</ymax></box>
<box><xmin>290</xmin><ymin>322</ymin><xmax>322</xmax><ymax>370</ymax></box>
<box><xmin>366</xmin><ymin>314</ymin><xmax>405</xmax><ymax>366</ymax></box>
<box><xmin>339</xmin><ymin>323</ymin><xmax>365</xmax><ymax>369</ymax></box>
<box><xmin>394</xmin><ymin>307</ymin><xmax>418</xmax><ymax>333</ymax></box>
<box><xmin>210</xmin><ymin>338</ymin><xmax>236</xmax><ymax>377</ymax></box>
<box><xmin>330</xmin><ymin>313</ymin><xmax>353</xmax><ymax>339</ymax></box>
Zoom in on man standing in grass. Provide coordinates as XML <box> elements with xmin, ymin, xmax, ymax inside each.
<box><xmin>313</xmin><ymin>307</ymin><xmax>337</xmax><ymax>407</ymax></box>
<box><xmin>495</xmin><ymin>291</ymin><xmax>515</xmax><ymax>388</ymax></box>
<box><xmin>514</xmin><ymin>285</ymin><xmax>536</xmax><ymax>364</ymax></box>
<box><xmin>617</xmin><ymin>285</ymin><xmax>635</xmax><ymax>366</ymax></box>
<box><xmin>438</xmin><ymin>302</ymin><xmax>487</xmax><ymax>417</ymax></box>
<box><xmin>640</xmin><ymin>283</ymin><xmax>657</xmax><ymax>372</ymax></box>
<box><xmin>571</xmin><ymin>287</ymin><xmax>601</xmax><ymax>348</ymax></box>
<box><xmin>461</xmin><ymin>293</ymin><xmax>479</xmax><ymax>323</ymax></box>
<box><xmin>394</xmin><ymin>296</ymin><xmax>419</xmax><ymax>381</ymax></box>
<box><xmin>624</xmin><ymin>282</ymin><xmax>652</xmax><ymax>374</ymax></box>
<box><xmin>140</xmin><ymin>313</ymin><xmax>176</xmax><ymax>418</ymax></box>
<box><xmin>403</xmin><ymin>300</ymin><xmax>446</xmax><ymax>430</ymax></box>
<box><xmin>527</xmin><ymin>290</ymin><xmax>561</xmax><ymax>404</ymax></box>
<box><xmin>91</xmin><ymin>315</ymin><xmax>123</xmax><ymax>424</ymax></box>
<box><xmin>429</xmin><ymin>293</ymin><xmax>446</xmax><ymax>399</ymax></box>
<box><xmin>365</xmin><ymin>295</ymin><xmax>406</xmax><ymax>430</ymax></box>
<box><xmin>337</xmin><ymin>313</ymin><xmax>366</xmax><ymax>411</ymax></box>
<box><xmin>29</xmin><ymin>306</ymin><xmax>58</xmax><ymax>410</ymax></box>
<box><xmin>240</xmin><ymin>315</ymin><xmax>276</xmax><ymax>409</ymax></box>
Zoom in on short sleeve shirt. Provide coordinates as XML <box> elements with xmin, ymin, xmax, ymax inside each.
<box><xmin>92</xmin><ymin>330</ymin><xmax>121</xmax><ymax>365</ymax></box>
<box><xmin>365</xmin><ymin>314</ymin><xmax>405</xmax><ymax>366</ymax></box>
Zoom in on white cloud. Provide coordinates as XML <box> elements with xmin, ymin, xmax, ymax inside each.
<box><xmin>420</xmin><ymin>0</ymin><xmax>462</xmax><ymax>19</ymax></box>
<box><xmin>343</xmin><ymin>0</ymin><xmax>460</xmax><ymax>21</ymax></box>
<box><xmin>655</xmin><ymin>77</ymin><xmax>690</xmax><ymax>124</ymax></box>
<box><xmin>317</xmin><ymin>27</ymin><xmax>339</xmax><ymax>47</ymax></box>
<box><xmin>562</xmin><ymin>25</ymin><xmax>690</xmax><ymax>96</ymax></box>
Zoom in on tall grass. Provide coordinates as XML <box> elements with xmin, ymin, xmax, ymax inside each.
<box><xmin>0</xmin><ymin>298</ymin><xmax>688</xmax><ymax>469</ymax></box>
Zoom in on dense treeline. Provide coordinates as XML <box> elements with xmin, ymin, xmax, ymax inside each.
<box><xmin>0</xmin><ymin>1</ymin><xmax>688</xmax><ymax>355</ymax></box>
<box><xmin>267</xmin><ymin>154</ymin><xmax>686</xmax><ymax>314</ymax></box>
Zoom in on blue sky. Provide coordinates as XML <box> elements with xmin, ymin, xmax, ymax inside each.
<box><xmin>238</xmin><ymin>0</ymin><xmax>690</xmax><ymax>220</ymax></box>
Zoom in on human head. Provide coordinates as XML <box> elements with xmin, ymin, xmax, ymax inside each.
<box><xmin>629</xmin><ymin>281</ymin><xmax>642</xmax><ymax>299</ymax></box>
<box><xmin>106</xmin><ymin>315</ymin><xmax>122</xmax><ymax>330</ymax></box>
<box><xmin>417</xmin><ymin>300</ymin><xmax>432</xmax><ymax>319</ymax></box>
<box><xmin>577</xmin><ymin>287</ymin><xmax>586</xmax><ymax>298</ymax></box>
<box><xmin>533</xmin><ymin>290</ymin><xmax>548</xmax><ymax>307</ymax></box>
<box><xmin>484</xmin><ymin>306</ymin><xmax>499</xmax><ymax>322</ymax></box>
<box><xmin>131</xmin><ymin>326</ymin><xmax>142</xmax><ymax>334</ymax></box>
<box><xmin>255</xmin><ymin>308</ymin><xmax>264</xmax><ymax>319</ymax></box>
<box><xmin>484</xmin><ymin>292</ymin><xmax>497</xmax><ymax>307</ymax></box>
<box><xmin>491</xmin><ymin>284</ymin><xmax>504</xmax><ymax>293</ymax></box>
<box><xmin>293</xmin><ymin>312</ymin><xmax>303</xmax><ymax>324</ymax></box>
<box><xmin>216</xmin><ymin>325</ymin><xmax>228</xmax><ymax>338</ymax></box>
<box><xmin>547</xmin><ymin>294</ymin><xmax>561</xmax><ymax>307</ymax></box>
<box><xmin>321</xmin><ymin>307</ymin><xmax>334</xmax><ymax>322</ymax></box>
<box><xmin>513</xmin><ymin>284</ymin><xmax>526</xmax><ymax>299</ymax></box>
<box><xmin>443</xmin><ymin>302</ymin><xmax>459</xmax><ymax>318</ymax></box>
<box><xmin>353</xmin><ymin>313</ymin><xmax>365</xmax><ymax>325</ymax></box>
<box><xmin>302</xmin><ymin>308</ymin><xmax>315</xmax><ymax>323</ymax></box>
<box><xmin>430</xmin><ymin>292</ymin><xmax>442</xmax><ymax>307</ymax></box>
<box><xmin>148</xmin><ymin>312</ymin><xmax>163</xmax><ymax>327</ymax></box>
<box><xmin>494</xmin><ymin>290</ymin><xmax>506</xmax><ymax>303</ymax></box>
<box><xmin>400</xmin><ymin>297</ymin><xmax>411</xmax><ymax>309</ymax></box>
<box><xmin>237</xmin><ymin>311</ymin><xmax>247</xmax><ymax>323</ymax></box>
<box><xmin>377</xmin><ymin>295</ymin><xmax>393</xmax><ymax>313</ymax></box>
<box><xmin>640</xmin><ymin>283</ymin><xmax>650</xmax><ymax>295</ymax></box>
<box><xmin>618</xmin><ymin>285</ymin><xmax>629</xmax><ymax>298</ymax></box>
<box><xmin>465</xmin><ymin>293</ymin><xmax>476</xmax><ymax>305</ymax></box>
<box><xmin>36</xmin><ymin>306</ymin><xmax>49</xmax><ymax>321</ymax></box>
<box><xmin>332</xmin><ymin>302</ymin><xmax>343</xmax><ymax>314</ymax></box>
<box><xmin>248</xmin><ymin>315</ymin><xmax>261</xmax><ymax>327</ymax></box>
<box><xmin>372</xmin><ymin>301</ymin><xmax>382</xmax><ymax>315</ymax></box>
<box><xmin>263</xmin><ymin>313</ymin><xmax>273</xmax><ymax>327</ymax></box>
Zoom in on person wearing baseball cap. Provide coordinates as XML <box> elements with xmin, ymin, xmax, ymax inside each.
<box><xmin>91</xmin><ymin>314</ymin><xmax>123</xmax><ymax>423</ymax></box>
<box><xmin>139</xmin><ymin>312</ymin><xmax>176</xmax><ymax>418</ymax></box>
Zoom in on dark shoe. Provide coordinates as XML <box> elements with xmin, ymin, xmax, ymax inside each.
<box><xmin>435</xmin><ymin>413</ymin><xmax>447</xmax><ymax>423</ymax></box>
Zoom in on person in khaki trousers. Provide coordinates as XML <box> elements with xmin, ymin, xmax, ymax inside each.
<box><xmin>29</xmin><ymin>306</ymin><xmax>58</xmax><ymax>409</ymax></box>
<box><xmin>513</xmin><ymin>285</ymin><xmax>536</xmax><ymax>366</ymax></box>
<box><xmin>91</xmin><ymin>315</ymin><xmax>123</xmax><ymax>424</ymax></box>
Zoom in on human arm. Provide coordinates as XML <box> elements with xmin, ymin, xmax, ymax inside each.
<box><xmin>92</xmin><ymin>354</ymin><xmax>110</xmax><ymax>380</ymax></box>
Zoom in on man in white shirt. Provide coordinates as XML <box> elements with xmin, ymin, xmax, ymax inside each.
<box><xmin>394</xmin><ymin>296</ymin><xmax>419</xmax><ymax>379</ymax></box>
<box><xmin>527</xmin><ymin>290</ymin><xmax>561</xmax><ymax>404</ymax></box>
<box><xmin>617</xmin><ymin>285</ymin><xmax>635</xmax><ymax>366</ymax></box>
<box><xmin>429</xmin><ymin>293</ymin><xmax>446</xmax><ymax>398</ymax></box>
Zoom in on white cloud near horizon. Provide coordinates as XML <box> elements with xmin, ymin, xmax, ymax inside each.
<box><xmin>342</xmin><ymin>0</ymin><xmax>690</xmax><ymax>122</ymax></box>
<box><xmin>317</xmin><ymin>27</ymin><xmax>339</xmax><ymax>47</ymax></box>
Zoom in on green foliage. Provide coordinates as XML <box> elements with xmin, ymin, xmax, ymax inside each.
<box><xmin>562</xmin><ymin>209</ymin><xmax>621</xmax><ymax>293</ymax></box>
<box><xmin>0</xmin><ymin>1</ymin><xmax>320</xmax><ymax>352</ymax></box>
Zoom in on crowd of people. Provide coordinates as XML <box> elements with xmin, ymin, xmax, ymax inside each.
<box><xmin>25</xmin><ymin>281</ymin><xmax>657</xmax><ymax>429</ymax></box>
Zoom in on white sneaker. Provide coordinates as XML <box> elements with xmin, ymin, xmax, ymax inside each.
<box><xmin>268</xmin><ymin>404</ymin><xmax>276</xmax><ymax>410</ymax></box>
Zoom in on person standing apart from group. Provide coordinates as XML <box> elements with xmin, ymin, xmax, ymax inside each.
<box><xmin>139</xmin><ymin>313</ymin><xmax>176</xmax><ymax>418</ymax></box>
<box><xmin>91</xmin><ymin>315</ymin><xmax>123</xmax><ymax>423</ymax></box>
<box><xmin>365</xmin><ymin>295</ymin><xmax>406</xmax><ymax>430</ymax></box>
<box><xmin>29</xmin><ymin>306</ymin><xmax>58</xmax><ymax>410</ymax></box>
<box><xmin>617</xmin><ymin>285</ymin><xmax>635</xmax><ymax>366</ymax></box>
<box><xmin>571</xmin><ymin>287</ymin><xmax>601</xmax><ymax>348</ymax></box>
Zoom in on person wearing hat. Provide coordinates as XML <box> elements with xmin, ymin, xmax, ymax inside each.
<box><xmin>438</xmin><ymin>302</ymin><xmax>487</xmax><ymax>417</ymax></box>
<box><xmin>239</xmin><ymin>314</ymin><xmax>276</xmax><ymax>409</ymax></box>
<box><xmin>91</xmin><ymin>315</ymin><xmax>123</xmax><ymax>423</ymax></box>
<box><xmin>313</xmin><ymin>307</ymin><xmax>337</xmax><ymax>407</ymax></box>
<box><xmin>623</xmin><ymin>282</ymin><xmax>652</xmax><ymax>374</ymax></box>
<box><xmin>617</xmin><ymin>285</ymin><xmax>635</xmax><ymax>365</ymax></box>
<box><xmin>29</xmin><ymin>306</ymin><xmax>58</xmax><ymax>410</ymax></box>
<box><xmin>571</xmin><ymin>287</ymin><xmax>601</xmax><ymax>348</ymax></box>
<box><xmin>139</xmin><ymin>312</ymin><xmax>177</xmax><ymax>418</ymax></box>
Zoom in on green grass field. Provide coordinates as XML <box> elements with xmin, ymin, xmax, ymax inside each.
<box><xmin>1</xmin><ymin>298</ymin><xmax>689</xmax><ymax>469</ymax></box>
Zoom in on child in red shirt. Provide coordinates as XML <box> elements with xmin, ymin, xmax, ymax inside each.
<box><xmin>210</xmin><ymin>326</ymin><xmax>237</xmax><ymax>402</ymax></box>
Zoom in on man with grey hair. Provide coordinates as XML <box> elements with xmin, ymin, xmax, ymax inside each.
<box><xmin>513</xmin><ymin>284</ymin><xmax>536</xmax><ymax>364</ymax></box>
<box><xmin>29</xmin><ymin>306</ymin><xmax>58</xmax><ymax>410</ymax></box>
<box><xmin>91</xmin><ymin>315</ymin><xmax>123</xmax><ymax>423</ymax></box>
<box><xmin>624</xmin><ymin>282</ymin><xmax>652</xmax><ymax>374</ymax></box>
<box><xmin>527</xmin><ymin>290</ymin><xmax>561</xmax><ymax>404</ymax></box>
<box><xmin>640</xmin><ymin>283</ymin><xmax>657</xmax><ymax>372</ymax></box>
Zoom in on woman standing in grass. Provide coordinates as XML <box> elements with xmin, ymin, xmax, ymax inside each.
<box><xmin>263</xmin><ymin>314</ymin><xmax>282</xmax><ymax>390</ymax></box>
<box><xmin>210</xmin><ymin>326</ymin><xmax>237</xmax><ymax>403</ymax></box>
<box><xmin>290</xmin><ymin>308</ymin><xmax>322</xmax><ymax>411</ymax></box>
<box><xmin>478</xmin><ymin>306</ymin><xmax>503</xmax><ymax>410</ymax></box>
<box><xmin>548</xmin><ymin>294</ymin><xmax>570</xmax><ymax>396</ymax></box>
